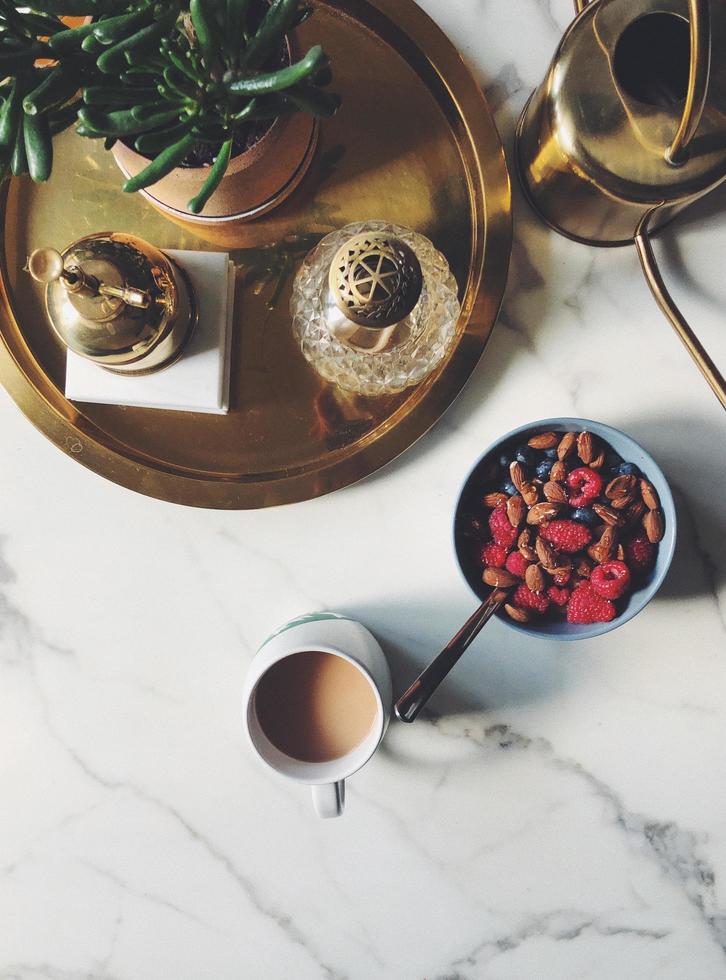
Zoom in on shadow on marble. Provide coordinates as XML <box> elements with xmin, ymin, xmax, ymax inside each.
<box><xmin>342</xmin><ymin>597</ymin><xmax>568</xmax><ymax>722</ymax></box>
<box><xmin>612</xmin><ymin>413</ymin><xmax>725</xmax><ymax>601</ymax></box>
<box><xmin>650</xmin><ymin>178</ymin><xmax>726</xmax><ymax>313</ymax></box>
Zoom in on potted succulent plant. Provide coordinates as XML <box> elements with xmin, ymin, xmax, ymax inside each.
<box><xmin>0</xmin><ymin>0</ymin><xmax>338</xmax><ymax>222</ymax></box>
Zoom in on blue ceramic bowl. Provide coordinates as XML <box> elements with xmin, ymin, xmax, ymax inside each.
<box><xmin>453</xmin><ymin>418</ymin><xmax>677</xmax><ymax>640</ymax></box>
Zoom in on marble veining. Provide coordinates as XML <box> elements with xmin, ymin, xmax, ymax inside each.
<box><xmin>1</xmin><ymin>0</ymin><xmax>726</xmax><ymax>977</ymax></box>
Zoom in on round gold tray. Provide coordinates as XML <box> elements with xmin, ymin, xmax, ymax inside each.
<box><xmin>0</xmin><ymin>0</ymin><xmax>511</xmax><ymax>509</ymax></box>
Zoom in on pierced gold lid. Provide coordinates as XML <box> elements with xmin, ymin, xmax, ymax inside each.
<box><xmin>328</xmin><ymin>232</ymin><xmax>423</xmax><ymax>329</ymax></box>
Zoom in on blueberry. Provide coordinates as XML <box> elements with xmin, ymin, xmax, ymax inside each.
<box><xmin>500</xmin><ymin>479</ymin><xmax>518</xmax><ymax>496</ymax></box>
<box><xmin>536</xmin><ymin>460</ymin><xmax>552</xmax><ymax>480</ymax></box>
<box><xmin>618</xmin><ymin>461</ymin><xmax>639</xmax><ymax>476</ymax></box>
<box><xmin>544</xmin><ymin>447</ymin><xmax>558</xmax><ymax>460</ymax></box>
<box><xmin>515</xmin><ymin>445</ymin><xmax>537</xmax><ymax>467</ymax></box>
<box><xmin>498</xmin><ymin>452</ymin><xmax>511</xmax><ymax>469</ymax></box>
<box><xmin>572</xmin><ymin>507</ymin><xmax>595</xmax><ymax>525</ymax></box>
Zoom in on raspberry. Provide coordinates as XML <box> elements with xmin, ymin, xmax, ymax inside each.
<box><xmin>567</xmin><ymin>467</ymin><xmax>604</xmax><ymax>507</ymax></box>
<box><xmin>488</xmin><ymin>504</ymin><xmax>517</xmax><ymax>549</ymax></box>
<box><xmin>566</xmin><ymin>582</ymin><xmax>616</xmax><ymax>624</ymax></box>
<box><xmin>591</xmin><ymin>560</ymin><xmax>631</xmax><ymax>599</ymax></box>
<box><xmin>512</xmin><ymin>583</ymin><xmax>550</xmax><ymax>614</ymax></box>
<box><xmin>541</xmin><ymin>520</ymin><xmax>593</xmax><ymax>554</ymax></box>
<box><xmin>481</xmin><ymin>542</ymin><xmax>508</xmax><ymax>568</ymax></box>
<box><xmin>624</xmin><ymin>534</ymin><xmax>656</xmax><ymax>574</ymax></box>
<box><xmin>552</xmin><ymin>567</ymin><xmax>572</xmax><ymax>586</ymax></box>
<box><xmin>547</xmin><ymin>585</ymin><xmax>571</xmax><ymax>607</ymax></box>
<box><xmin>505</xmin><ymin>551</ymin><xmax>530</xmax><ymax>578</ymax></box>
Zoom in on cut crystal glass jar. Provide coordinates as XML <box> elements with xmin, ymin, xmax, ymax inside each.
<box><xmin>290</xmin><ymin>221</ymin><xmax>460</xmax><ymax>396</ymax></box>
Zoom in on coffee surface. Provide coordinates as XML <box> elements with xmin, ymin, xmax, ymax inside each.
<box><xmin>255</xmin><ymin>651</ymin><xmax>378</xmax><ymax>763</ymax></box>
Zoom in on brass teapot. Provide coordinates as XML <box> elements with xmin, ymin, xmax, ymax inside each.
<box><xmin>516</xmin><ymin>0</ymin><xmax>726</xmax><ymax>409</ymax></box>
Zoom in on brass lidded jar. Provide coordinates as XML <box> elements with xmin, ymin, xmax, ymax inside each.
<box><xmin>290</xmin><ymin>221</ymin><xmax>460</xmax><ymax>396</ymax></box>
<box><xmin>28</xmin><ymin>232</ymin><xmax>197</xmax><ymax>376</ymax></box>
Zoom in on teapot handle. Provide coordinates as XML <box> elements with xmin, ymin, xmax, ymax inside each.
<box><xmin>573</xmin><ymin>0</ymin><xmax>710</xmax><ymax>165</ymax></box>
<box><xmin>635</xmin><ymin>209</ymin><xmax>726</xmax><ymax>411</ymax></box>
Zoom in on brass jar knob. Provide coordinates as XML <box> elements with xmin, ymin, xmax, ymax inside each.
<box><xmin>328</xmin><ymin>232</ymin><xmax>423</xmax><ymax>329</ymax></box>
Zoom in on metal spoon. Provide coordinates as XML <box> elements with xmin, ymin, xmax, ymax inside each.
<box><xmin>394</xmin><ymin>588</ymin><xmax>508</xmax><ymax>723</ymax></box>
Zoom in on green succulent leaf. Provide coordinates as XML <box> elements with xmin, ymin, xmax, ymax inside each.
<box><xmin>228</xmin><ymin>45</ymin><xmax>326</xmax><ymax>96</ymax></box>
<box><xmin>78</xmin><ymin>104</ymin><xmax>183</xmax><ymax>135</ymax></box>
<box><xmin>10</xmin><ymin>120</ymin><xmax>27</xmax><ymax>175</ymax></box>
<box><xmin>0</xmin><ymin>80</ymin><xmax>21</xmax><ymax>155</ymax></box>
<box><xmin>48</xmin><ymin>21</ymin><xmax>96</xmax><ymax>54</ymax></box>
<box><xmin>97</xmin><ymin>8</ymin><xmax>179</xmax><ymax>74</ymax></box>
<box><xmin>188</xmin><ymin>135</ymin><xmax>231</xmax><ymax>213</ymax></box>
<box><xmin>190</xmin><ymin>0</ymin><xmax>219</xmax><ymax>69</ymax></box>
<box><xmin>23</xmin><ymin>111</ymin><xmax>52</xmax><ymax>181</ymax></box>
<box><xmin>133</xmin><ymin>114</ymin><xmax>194</xmax><ymax>154</ymax></box>
<box><xmin>122</xmin><ymin>129</ymin><xmax>195</xmax><ymax>191</ymax></box>
<box><xmin>83</xmin><ymin>85</ymin><xmax>159</xmax><ymax>106</ymax></box>
<box><xmin>240</xmin><ymin>0</ymin><xmax>298</xmax><ymax>70</ymax></box>
<box><xmin>23</xmin><ymin>65</ymin><xmax>81</xmax><ymax>116</ymax></box>
<box><xmin>92</xmin><ymin>5</ymin><xmax>155</xmax><ymax>44</ymax></box>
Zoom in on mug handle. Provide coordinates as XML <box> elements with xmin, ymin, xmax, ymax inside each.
<box><xmin>311</xmin><ymin>781</ymin><xmax>345</xmax><ymax>818</ymax></box>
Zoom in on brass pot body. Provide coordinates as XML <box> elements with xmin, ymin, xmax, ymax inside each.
<box><xmin>112</xmin><ymin>112</ymin><xmax>318</xmax><ymax>227</ymax></box>
<box><xmin>111</xmin><ymin>36</ymin><xmax>318</xmax><ymax>227</ymax></box>
<box><xmin>516</xmin><ymin>0</ymin><xmax>726</xmax><ymax>246</ymax></box>
<box><xmin>45</xmin><ymin>233</ymin><xmax>196</xmax><ymax>376</ymax></box>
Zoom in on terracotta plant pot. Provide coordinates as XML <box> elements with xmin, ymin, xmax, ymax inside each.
<box><xmin>112</xmin><ymin>110</ymin><xmax>318</xmax><ymax>227</ymax></box>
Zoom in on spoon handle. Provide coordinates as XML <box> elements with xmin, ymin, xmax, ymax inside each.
<box><xmin>394</xmin><ymin>589</ymin><xmax>507</xmax><ymax>724</ymax></box>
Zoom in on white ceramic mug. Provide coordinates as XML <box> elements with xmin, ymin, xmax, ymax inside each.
<box><xmin>243</xmin><ymin>613</ymin><xmax>392</xmax><ymax>818</ymax></box>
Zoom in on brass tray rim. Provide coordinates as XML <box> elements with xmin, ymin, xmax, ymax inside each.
<box><xmin>0</xmin><ymin>0</ymin><xmax>512</xmax><ymax>509</ymax></box>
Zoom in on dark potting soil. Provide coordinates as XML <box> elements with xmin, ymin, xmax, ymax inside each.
<box><xmin>130</xmin><ymin>0</ymin><xmax>289</xmax><ymax>168</ymax></box>
<box><xmin>180</xmin><ymin>119</ymin><xmax>275</xmax><ymax>168</ymax></box>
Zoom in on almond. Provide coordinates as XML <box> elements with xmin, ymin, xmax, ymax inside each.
<box><xmin>506</xmin><ymin>495</ymin><xmax>526</xmax><ymax>527</ymax></box>
<box><xmin>525</xmin><ymin>564</ymin><xmax>546</xmax><ymax>593</ymax></box>
<box><xmin>518</xmin><ymin>529</ymin><xmax>537</xmax><ymax>562</ymax></box>
<box><xmin>527</xmin><ymin>501</ymin><xmax>565</xmax><ymax>525</ymax></box>
<box><xmin>505</xmin><ymin>603</ymin><xmax>531</xmax><ymax>623</ymax></box>
<box><xmin>643</xmin><ymin>508</ymin><xmax>664</xmax><ymax>543</ymax></box>
<box><xmin>483</xmin><ymin>567</ymin><xmax>518</xmax><ymax>588</ymax></box>
<box><xmin>576</xmin><ymin>556</ymin><xmax>593</xmax><ymax>578</ymax></box>
<box><xmin>536</xmin><ymin>536</ymin><xmax>560</xmax><ymax>569</ymax></box>
<box><xmin>592</xmin><ymin>502</ymin><xmax>625</xmax><ymax>527</ymax></box>
<box><xmin>550</xmin><ymin>460</ymin><xmax>567</xmax><ymax>482</ymax></box>
<box><xmin>590</xmin><ymin>450</ymin><xmax>606</xmax><ymax>470</ymax></box>
<box><xmin>599</xmin><ymin>526</ymin><xmax>617</xmax><ymax>553</ymax></box>
<box><xmin>490</xmin><ymin>589</ymin><xmax>510</xmax><ymax>605</ymax></box>
<box><xmin>543</xmin><ymin>480</ymin><xmax>568</xmax><ymax>504</ymax></box>
<box><xmin>640</xmin><ymin>478</ymin><xmax>660</xmax><ymax>510</ymax></box>
<box><xmin>483</xmin><ymin>491</ymin><xmax>508</xmax><ymax>509</ymax></box>
<box><xmin>577</xmin><ymin>430</ymin><xmax>595</xmax><ymax>464</ymax></box>
<box><xmin>605</xmin><ymin>475</ymin><xmax>637</xmax><ymax>499</ymax></box>
<box><xmin>624</xmin><ymin>499</ymin><xmax>647</xmax><ymax>528</ymax></box>
<box><xmin>588</xmin><ymin>526</ymin><xmax>615</xmax><ymax>563</ymax></box>
<box><xmin>527</xmin><ymin>431</ymin><xmax>559</xmax><ymax>449</ymax></box>
<box><xmin>509</xmin><ymin>461</ymin><xmax>526</xmax><ymax>492</ymax></box>
<box><xmin>520</xmin><ymin>482</ymin><xmax>539</xmax><ymax>506</ymax></box>
<box><xmin>550</xmin><ymin>563</ymin><xmax>572</xmax><ymax>578</ymax></box>
<box><xmin>588</xmin><ymin>543</ymin><xmax>606</xmax><ymax>564</ymax></box>
<box><xmin>610</xmin><ymin>492</ymin><xmax>634</xmax><ymax>510</ymax></box>
<box><xmin>557</xmin><ymin>431</ymin><xmax>577</xmax><ymax>461</ymax></box>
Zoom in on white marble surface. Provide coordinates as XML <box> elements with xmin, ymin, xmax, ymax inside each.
<box><xmin>2</xmin><ymin>1</ymin><xmax>726</xmax><ymax>978</ymax></box>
